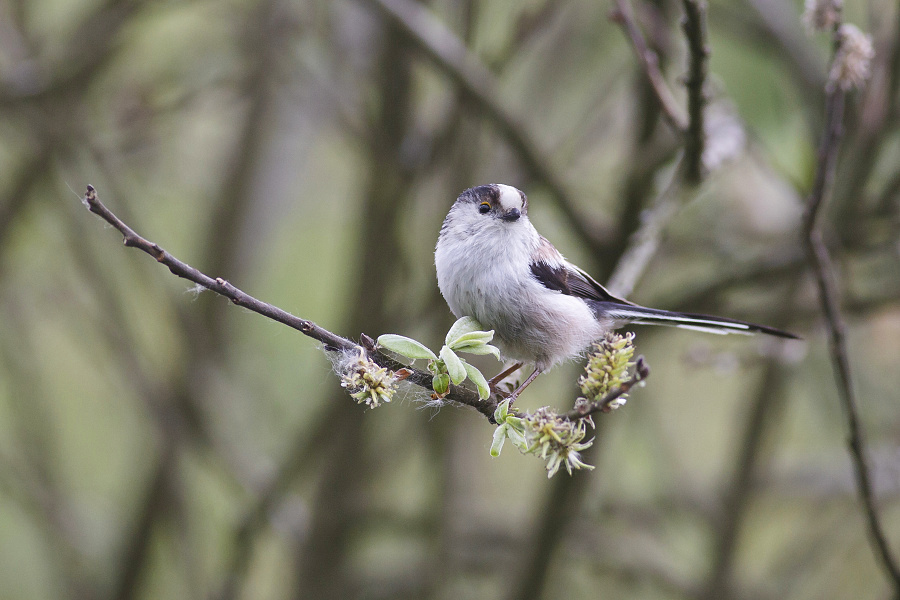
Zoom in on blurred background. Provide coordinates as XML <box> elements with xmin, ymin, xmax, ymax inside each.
<box><xmin>1</xmin><ymin>0</ymin><xmax>899</xmax><ymax>598</ymax></box>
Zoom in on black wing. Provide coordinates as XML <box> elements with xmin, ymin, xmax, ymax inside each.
<box><xmin>529</xmin><ymin>260</ymin><xmax>634</xmax><ymax>305</ymax></box>
<box><xmin>529</xmin><ymin>260</ymin><xmax>799</xmax><ymax>339</ymax></box>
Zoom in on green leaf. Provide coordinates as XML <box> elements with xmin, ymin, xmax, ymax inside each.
<box><xmin>440</xmin><ymin>346</ymin><xmax>466</xmax><ymax>385</ymax></box>
<box><xmin>433</xmin><ymin>373</ymin><xmax>450</xmax><ymax>396</ymax></box>
<box><xmin>376</xmin><ymin>334</ymin><xmax>437</xmax><ymax>360</ymax></box>
<box><xmin>448</xmin><ymin>330</ymin><xmax>494</xmax><ymax>349</ymax></box>
<box><xmin>493</xmin><ymin>398</ymin><xmax>511</xmax><ymax>424</ymax></box>
<box><xmin>463</xmin><ymin>361</ymin><xmax>490</xmax><ymax>400</ymax></box>
<box><xmin>445</xmin><ymin>316</ymin><xmax>485</xmax><ymax>346</ymax></box>
<box><xmin>506</xmin><ymin>425</ymin><xmax>528</xmax><ymax>451</ymax></box>
<box><xmin>490</xmin><ymin>424</ymin><xmax>508</xmax><ymax>457</ymax></box>
<box><xmin>452</xmin><ymin>342</ymin><xmax>501</xmax><ymax>360</ymax></box>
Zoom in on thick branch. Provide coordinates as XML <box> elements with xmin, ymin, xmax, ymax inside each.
<box><xmin>80</xmin><ymin>186</ymin><xmax>496</xmax><ymax>421</ymax></box>
<box><xmin>680</xmin><ymin>0</ymin><xmax>709</xmax><ymax>184</ymax></box>
<box><xmin>802</xmin><ymin>34</ymin><xmax>900</xmax><ymax>594</ymax></box>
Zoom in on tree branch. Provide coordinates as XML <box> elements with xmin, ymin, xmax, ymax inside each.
<box><xmin>610</xmin><ymin>0</ymin><xmax>688</xmax><ymax>133</ymax></box>
<box><xmin>802</xmin><ymin>30</ymin><xmax>900</xmax><ymax>595</ymax></box>
<box><xmin>605</xmin><ymin>157</ymin><xmax>684</xmax><ymax>297</ymax></box>
<box><xmin>80</xmin><ymin>186</ymin><xmax>496</xmax><ymax>421</ymax></box>
<box><xmin>680</xmin><ymin>0</ymin><xmax>709</xmax><ymax>184</ymax></box>
<box><xmin>363</xmin><ymin>0</ymin><xmax>615</xmax><ymax>256</ymax></box>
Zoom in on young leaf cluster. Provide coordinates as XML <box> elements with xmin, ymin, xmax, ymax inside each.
<box><xmin>490</xmin><ymin>400</ymin><xmax>594</xmax><ymax>478</ymax></box>
<box><xmin>578</xmin><ymin>332</ymin><xmax>636</xmax><ymax>410</ymax></box>
<box><xmin>490</xmin><ymin>333</ymin><xmax>642</xmax><ymax>477</ymax></box>
<box><xmin>339</xmin><ymin>349</ymin><xmax>399</xmax><ymax>408</ymax></box>
<box><xmin>376</xmin><ymin>317</ymin><xmax>500</xmax><ymax>400</ymax></box>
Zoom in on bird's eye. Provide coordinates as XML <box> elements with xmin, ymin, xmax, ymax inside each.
<box><xmin>478</xmin><ymin>202</ymin><xmax>491</xmax><ymax>214</ymax></box>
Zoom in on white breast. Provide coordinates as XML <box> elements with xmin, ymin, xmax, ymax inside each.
<box><xmin>435</xmin><ymin>207</ymin><xmax>604</xmax><ymax>371</ymax></box>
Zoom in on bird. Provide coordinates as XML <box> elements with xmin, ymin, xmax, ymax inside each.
<box><xmin>434</xmin><ymin>183</ymin><xmax>798</xmax><ymax>402</ymax></box>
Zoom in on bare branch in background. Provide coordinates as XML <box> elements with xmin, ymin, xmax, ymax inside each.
<box><xmin>604</xmin><ymin>157</ymin><xmax>684</xmax><ymax>297</ymax></box>
<box><xmin>611</xmin><ymin>0</ymin><xmax>708</xmax><ymax>185</ymax></box>
<box><xmin>680</xmin><ymin>0</ymin><xmax>709</xmax><ymax>184</ymax></box>
<box><xmin>364</xmin><ymin>0</ymin><xmax>615</xmax><ymax>256</ymax></box>
<box><xmin>610</xmin><ymin>0</ymin><xmax>688</xmax><ymax>132</ymax></box>
<box><xmin>802</xmin><ymin>21</ymin><xmax>900</xmax><ymax>594</ymax></box>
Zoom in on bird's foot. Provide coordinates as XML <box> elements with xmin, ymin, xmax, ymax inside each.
<box><xmin>489</xmin><ymin>383</ymin><xmax>511</xmax><ymax>400</ymax></box>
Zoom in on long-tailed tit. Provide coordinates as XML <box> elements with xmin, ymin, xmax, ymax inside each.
<box><xmin>435</xmin><ymin>184</ymin><xmax>797</xmax><ymax>402</ymax></box>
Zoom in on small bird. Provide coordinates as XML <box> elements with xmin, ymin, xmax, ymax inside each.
<box><xmin>434</xmin><ymin>184</ymin><xmax>797</xmax><ymax>402</ymax></box>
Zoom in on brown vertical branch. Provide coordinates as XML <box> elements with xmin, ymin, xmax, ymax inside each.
<box><xmin>680</xmin><ymin>0</ymin><xmax>708</xmax><ymax>185</ymax></box>
<box><xmin>605</xmin><ymin>0</ymin><xmax>710</xmax><ymax>286</ymax></box>
<box><xmin>111</xmin><ymin>445</ymin><xmax>177</xmax><ymax>600</ymax></box>
<box><xmin>803</xmin><ymin>28</ymin><xmax>900</xmax><ymax>595</ymax></box>
<box><xmin>611</xmin><ymin>0</ymin><xmax>708</xmax><ymax>186</ymax></box>
<box><xmin>602</xmin><ymin>0</ymin><xmax>682</xmax><ymax>281</ymax></box>
<box><xmin>292</xmin><ymin>15</ymin><xmax>420</xmax><ymax>600</ymax></box>
<box><xmin>506</xmin><ymin>429</ymin><xmax>606</xmax><ymax>600</ymax></box>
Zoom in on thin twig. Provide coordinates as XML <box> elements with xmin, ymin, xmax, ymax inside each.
<box><xmin>563</xmin><ymin>357</ymin><xmax>650</xmax><ymax>421</ymax></box>
<box><xmin>80</xmin><ymin>186</ymin><xmax>496</xmax><ymax>421</ymax></box>
<box><xmin>680</xmin><ymin>0</ymin><xmax>709</xmax><ymax>184</ymax></box>
<box><xmin>610</xmin><ymin>0</ymin><xmax>688</xmax><ymax>132</ymax></box>
<box><xmin>802</xmin><ymin>30</ymin><xmax>900</xmax><ymax>595</ymax></box>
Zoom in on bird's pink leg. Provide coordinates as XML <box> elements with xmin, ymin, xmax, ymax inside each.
<box><xmin>488</xmin><ymin>362</ymin><xmax>524</xmax><ymax>398</ymax></box>
<box><xmin>506</xmin><ymin>368</ymin><xmax>543</xmax><ymax>407</ymax></box>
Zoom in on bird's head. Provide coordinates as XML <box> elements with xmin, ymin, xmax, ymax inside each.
<box><xmin>448</xmin><ymin>184</ymin><xmax>529</xmax><ymax>229</ymax></box>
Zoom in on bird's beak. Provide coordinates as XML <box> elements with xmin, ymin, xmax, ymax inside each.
<box><xmin>501</xmin><ymin>207</ymin><xmax>521</xmax><ymax>222</ymax></box>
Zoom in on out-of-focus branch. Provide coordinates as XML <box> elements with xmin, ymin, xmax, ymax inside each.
<box><xmin>80</xmin><ymin>186</ymin><xmax>495</xmax><ymax>421</ymax></box>
<box><xmin>610</xmin><ymin>0</ymin><xmax>708</xmax><ymax>185</ymax></box>
<box><xmin>0</xmin><ymin>147</ymin><xmax>51</xmax><ymax>258</ymax></box>
<box><xmin>605</xmin><ymin>157</ymin><xmax>683</xmax><ymax>297</ymax></box>
<box><xmin>111</xmin><ymin>444</ymin><xmax>176</xmax><ymax>600</ymax></box>
<box><xmin>610</xmin><ymin>0</ymin><xmax>688</xmax><ymax>132</ymax></box>
<box><xmin>603</xmin><ymin>0</ymin><xmax>711</xmax><ymax>293</ymax></box>
<box><xmin>680</xmin><ymin>0</ymin><xmax>708</xmax><ymax>184</ymax></box>
<box><xmin>363</xmin><ymin>0</ymin><xmax>615</xmax><ymax>256</ymax></box>
<box><xmin>217</xmin><ymin>403</ymin><xmax>341</xmax><ymax>600</ymax></box>
<box><xmin>0</xmin><ymin>0</ymin><xmax>142</xmax><ymax>106</ymax></box>
<box><xmin>802</xmin><ymin>27</ymin><xmax>900</xmax><ymax>595</ymax></box>
<box><xmin>700</xmin><ymin>303</ymin><xmax>795</xmax><ymax>600</ymax></box>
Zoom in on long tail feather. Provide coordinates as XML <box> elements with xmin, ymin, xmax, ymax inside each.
<box><xmin>594</xmin><ymin>302</ymin><xmax>799</xmax><ymax>339</ymax></box>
